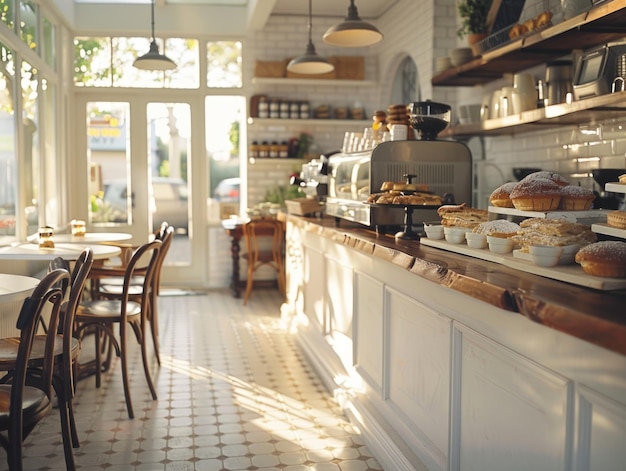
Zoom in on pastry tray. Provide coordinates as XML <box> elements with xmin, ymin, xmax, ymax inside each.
<box><xmin>605</xmin><ymin>183</ymin><xmax>626</xmax><ymax>194</ymax></box>
<box><xmin>420</xmin><ymin>237</ymin><xmax>626</xmax><ymax>291</ymax></box>
<box><xmin>591</xmin><ymin>223</ymin><xmax>626</xmax><ymax>240</ymax></box>
<box><xmin>488</xmin><ymin>206</ymin><xmax>608</xmax><ymax>222</ymax></box>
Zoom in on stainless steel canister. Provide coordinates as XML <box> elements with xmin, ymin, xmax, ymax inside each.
<box><xmin>545</xmin><ymin>60</ymin><xmax>573</xmax><ymax>105</ymax></box>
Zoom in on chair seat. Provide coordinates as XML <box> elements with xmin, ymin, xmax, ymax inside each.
<box><xmin>98</xmin><ymin>283</ymin><xmax>143</xmax><ymax>297</ymax></box>
<box><xmin>78</xmin><ymin>300</ymin><xmax>142</xmax><ymax>320</ymax></box>
<box><xmin>0</xmin><ymin>336</ymin><xmax>80</xmax><ymax>370</ymax></box>
<box><xmin>0</xmin><ymin>384</ymin><xmax>52</xmax><ymax>429</ymax></box>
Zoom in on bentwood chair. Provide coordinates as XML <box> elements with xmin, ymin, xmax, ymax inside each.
<box><xmin>0</xmin><ymin>268</ymin><xmax>69</xmax><ymax>471</ymax></box>
<box><xmin>94</xmin><ymin>224</ymin><xmax>174</xmax><ymax>364</ymax></box>
<box><xmin>0</xmin><ymin>249</ymin><xmax>93</xmax><ymax>469</ymax></box>
<box><xmin>242</xmin><ymin>218</ymin><xmax>286</xmax><ymax>305</ymax></box>
<box><xmin>75</xmin><ymin>239</ymin><xmax>162</xmax><ymax>419</ymax></box>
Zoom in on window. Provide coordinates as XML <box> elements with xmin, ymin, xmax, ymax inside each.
<box><xmin>74</xmin><ymin>37</ymin><xmax>243</xmax><ymax>89</ymax></box>
<box><xmin>73</xmin><ymin>36</ymin><xmax>200</xmax><ymax>88</ymax></box>
<box><xmin>207</xmin><ymin>41</ymin><xmax>242</xmax><ymax>88</ymax></box>
<box><xmin>19</xmin><ymin>0</ymin><xmax>37</xmax><ymax>51</ymax></box>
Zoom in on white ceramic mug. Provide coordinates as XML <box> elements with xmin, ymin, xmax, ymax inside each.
<box><xmin>480</xmin><ymin>94</ymin><xmax>491</xmax><ymax>121</ymax></box>
<box><xmin>513</xmin><ymin>73</ymin><xmax>537</xmax><ymax>111</ymax></box>
<box><xmin>500</xmin><ymin>86</ymin><xmax>522</xmax><ymax>116</ymax></box>
<box><xmin>490</xmin><ymin>90</ymin><xmax>502</xmax><ymax>119</ymax></box>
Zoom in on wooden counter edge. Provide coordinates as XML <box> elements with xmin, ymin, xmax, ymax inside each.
<box><xmin>284</xmin><ymin>214</ymin><xmax>626</xmax><ymax>356</ymax></box>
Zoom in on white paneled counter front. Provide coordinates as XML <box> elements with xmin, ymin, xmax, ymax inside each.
<box><xmin>281</xmin><ymin>215</ymin><xmax>626</xmax><ymax>471</ymax></box>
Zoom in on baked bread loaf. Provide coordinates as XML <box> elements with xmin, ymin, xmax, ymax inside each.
<box><xmin>489</xmin><ymin>182</ymin><xmax>517</xmax><ymax>208</ymax></box>
<box><xmin>535</xmin><ymin>11</ymin><xmax>553</xmax><ymax>28</ymax></box>
<box><xmin>368</xmin><ymin>191</ymin><xmax>441</xmax><ymax>206</ymax></box>
<box><xmin>575</xmin><ymin>241</ymin><xmax>626</xmax><ymax>278</ymax></box>
<box><xmin>508</xmin><ymin>24</ymin><xmax>529</xmax><ymax>39</ymax></box>
<box><xmin>437</xmin><ymin>203</ymin><xmax>488</xmax><ymax>228</ymax></box>
<box><xmin>560</xmin><ymin>185</ymin><xmax>595</xmax><ymax>210</ymax></box>
<box><xmin>619</xmin><ymin>173</ymin><xmax>626</xmax><ymax>184</ymax></box>
<box><xmin>607</xmin><ymin>210</ymin><xmax>626</xmax><ymax>229</ymax></box>
<box><xmin>511</xmin><ymin>217</ymin><xmax>596</xmax><ymax>252</ymax></box>
<box><xmin>522</xmin><ymin>18</ymin><xmax>536</xmax><ymax>32</ymax></box>
<box><xmin>510</xmin><ymin>178</ymin><xmax>562</xmax><ymax>211</ymax></box>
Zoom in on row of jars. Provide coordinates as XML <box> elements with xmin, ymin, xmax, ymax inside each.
<box><xmin>249</xmin><ymin>140</ymin><xmax>291</xmax><ymax>159</ymax></box>
<box><xmin>258</xmin><ymin>97</ymin><xmax>310</xmax><ymax>120</ymax></box>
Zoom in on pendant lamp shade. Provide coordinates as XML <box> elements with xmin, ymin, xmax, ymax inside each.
<box><xmin>323</xmin><ymin>0</ymin><xmax>383</xmax><ymax>48</ymax></box>
<box><xmin>133</xmin><ymin>0</ymin><xmax>176</xmax><ymax>71</ymax></box>
<box><xmin>287</xmin><ymin>0</ymin><xmax>334</xmax><ymax>75</ymax></box>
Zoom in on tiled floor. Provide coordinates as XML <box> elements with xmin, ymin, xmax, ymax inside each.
<box><xmin>16</xmin><ymin>288</ymin><xmax>384</xmax><ymax>471</ymax></box>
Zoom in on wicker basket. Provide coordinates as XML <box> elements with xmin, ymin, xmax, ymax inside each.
<box><xmin>332</xmin><ymin>56</ymin><xmax>365</xmax><ymax>80</ymax></box>
<box><xmin>254</xmin><ymin>60</ymin><xmax>286</xmax><ymax>78</ymax></box>
<box><xmin>285</xmin><ymin>198</ymin><xmax>322</xmax><ymax>216</ymax></box>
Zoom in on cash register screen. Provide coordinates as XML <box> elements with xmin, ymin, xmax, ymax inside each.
<box><xmin>578</xmin><ymin>53</ymin><xmax>604</xmax><ymax>85</ymax></box>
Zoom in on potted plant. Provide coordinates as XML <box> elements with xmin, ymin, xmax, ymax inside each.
<box><xmin>457</xmin><ymin>0</ymin><xmax>491</xmax><ymax>51</ymax></box>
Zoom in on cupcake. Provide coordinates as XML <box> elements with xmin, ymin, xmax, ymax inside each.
<box><xmin>510</xmin><ymin>178</ymin><xmax>562</xmax><ymax>211</ymax></box>
<box><xmin>489</xmin><ymin>182</ymin><xmax>517</xmax><ymax>208</ymax></box>
<box><xmin>520</xmin><ymin>171</ymin><xmax>569</xmax><ymax>187</ymax></box>
<box><xmin>576</xmin><ymin>241</ymin><xmax>626</xmax><ymax>278</ymax></box>
<box><xmin>560</xmin><ymin>185</ymin><xmax>595</xmax><ymax>210</ymax></box>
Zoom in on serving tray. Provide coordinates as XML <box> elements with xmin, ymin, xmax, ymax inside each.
<box><xmin>487</xmin><ymin>206</ymin><xmax>608</xmax><ymax>222</ymax></box>
<box><xmin>420</xmin><ymin>237</ymin><xmax>626</xmax><ymax>291</ymax></box>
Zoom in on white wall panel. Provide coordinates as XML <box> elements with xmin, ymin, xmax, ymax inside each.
<box><xmin>354</xmin><ymin>271</ymin><xmax>384</xmax><ymax>391</ymax></box>
<box><xmin>386</xmin><ymin>287</ymin><xmax>452</xmax><ymax>466</ymax></box>
<box><xmin>453</xmin><ymin>325</ymin><xmax>573</xmax><ymax>471</ymax></box>
<box><xmin>577</xmin><ymin>385</ymin><xmax>626</xmax><ymax>471</ymax></box>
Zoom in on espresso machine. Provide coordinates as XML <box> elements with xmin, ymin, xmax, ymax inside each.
<box><xmin>325</xmin><ymin>101</ymin><xmax>473</xmax><ymax>234</ymax></box>
<box><xmin>291</xmin><ymin>150</ymin><xmax>337</xmax><ymax>201</ymax></box>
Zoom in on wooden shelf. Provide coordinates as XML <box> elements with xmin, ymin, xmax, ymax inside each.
<box><xmin>440</xmin><ymin>90</ymin><xmax>626</xmax><ymax>138</ymax></box>
<box><xmin>248</xmin><ymin>118</ymin><xmax>371</xmax><ymax>127</ymax></box>
<box><xmin>251</xmin><ymin>77</ymin><xmax>375</xmax><ymax>87</ymax></box>
<box><xmin>432</xmin><ymin>0</ymin><xmax>626</xmax><ymax>87</ymax></box>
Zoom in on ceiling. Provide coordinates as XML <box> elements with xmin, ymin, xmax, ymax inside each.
<box><xmin>269</xmin><ymin>0</ymin><xmax>397</xmax><ymax>19</ymax></box>
<box><xmin>76</xmin><ymin>0</ymin><xmax>396</xmax><ymax>20</ymax></box>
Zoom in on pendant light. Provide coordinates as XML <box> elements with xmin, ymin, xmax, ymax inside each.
<box><xmin>287</xmin><ymin>0</ymin><xmax>334</xmax><ymax>75</ymax></box>
<box><xmin>323</xmin><ymin>0</ymin><xmax>383</xmax><ymax>48</ymax></box>
<box><xmin>133</xmin><ymin>0</ymin><xmax>176</xmax><ymax>71</ymax></box>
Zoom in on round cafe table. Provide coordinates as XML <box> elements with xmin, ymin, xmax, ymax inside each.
<box><xmin>0</xmin><ymin>273</ymin><xmax>39</xmax><ymax>338</ymax></box>
<box><xmin>26</xmin><ymin>232</ymin><xmax>132</xmax><ymax>244</ymax></box>
<box><xmin>0</xmin><ymin>243</ymin><xmax>121</xmax><ymax>261</ymax></box>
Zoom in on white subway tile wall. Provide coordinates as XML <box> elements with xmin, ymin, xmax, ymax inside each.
<box><xmin>234</xmin><ymin>0</ymin><xmax>626</xmax><ymax>231</ymax></box>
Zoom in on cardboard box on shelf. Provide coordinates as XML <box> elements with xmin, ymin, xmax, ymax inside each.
<box><xmin>254</xmin><ymin>60</ymin><xmax>286</xmax><ymax>78</ymax></box>
<box><xmin>332</xmin><ymin>56</ymin><xmax>365</xmax><ymax>80</ymax></box>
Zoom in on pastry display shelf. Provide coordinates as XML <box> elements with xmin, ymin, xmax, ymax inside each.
<box><xmin>251</xmin><ymin>77</ymin><xmax>375</xmax><ymax>87</ymax></box>
<box><xmin>421</xmin><ymin>237</ymin><xmax>626</xmax><ymax>290</ymax></box>
<box><xmin>591</xmin><ymin>223</ymin><xmax>626</xmax><ymax>239</ymax></box>
<box><xmin>439</xmin><ymin>91</ymin><xmax>626</xmax><ymax>138</ymax></box>
<box><xmin>488</xmin><ymin>206</ymin><xmax>608</xmax><ymax>223</ymax></box>
<box><xmin>605</xmin><ymin>182</ymin><xmax>626</xmax><ymax>194</ymax></box>
<box><xmin>431</xmin><ymin>0</ymin><xmax>626</xmax><ymax>87</ymax></box>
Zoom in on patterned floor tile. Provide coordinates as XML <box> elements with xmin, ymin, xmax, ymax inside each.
<box><xmin>10</xmin><ymin>288</ymin><xmax>384</xmax><ymax>471</ymax></box>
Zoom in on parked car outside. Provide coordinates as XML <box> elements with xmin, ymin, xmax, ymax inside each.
<box><xmin>214</xmin><ymin>177</ymin><xmax>240</xmax><ymax>202</ymax></box>
<box><xmin>101</xmin><ymin>177</ymin><xmax>189</xmax><ymax>232</ymax></box>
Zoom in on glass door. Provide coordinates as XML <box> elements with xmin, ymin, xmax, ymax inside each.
<box><xmin>73</xmin><ymin>95</ymin><xmax>205</xmax><ymax>287</ymax></box>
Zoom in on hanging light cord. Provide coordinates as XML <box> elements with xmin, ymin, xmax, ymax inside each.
<box><xmin>306</xmin><ymin>0</ymin><xmax>313</xmax><ymax>47</ymax></box>
<box><xmin>149</xmin><ymin>0</ymin><xmax>156</xmax><ymax>42</ymax></box>
<box><xmin>347</xmin><ymin>0</ymin><xmax>358</xmax><ymax>20</ymax></box>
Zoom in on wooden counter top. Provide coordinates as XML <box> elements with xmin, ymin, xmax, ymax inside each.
<box><xmin>285</xmin><ymin>214</ymin><xmax>626</xmax><ymax>356</ymax></box>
